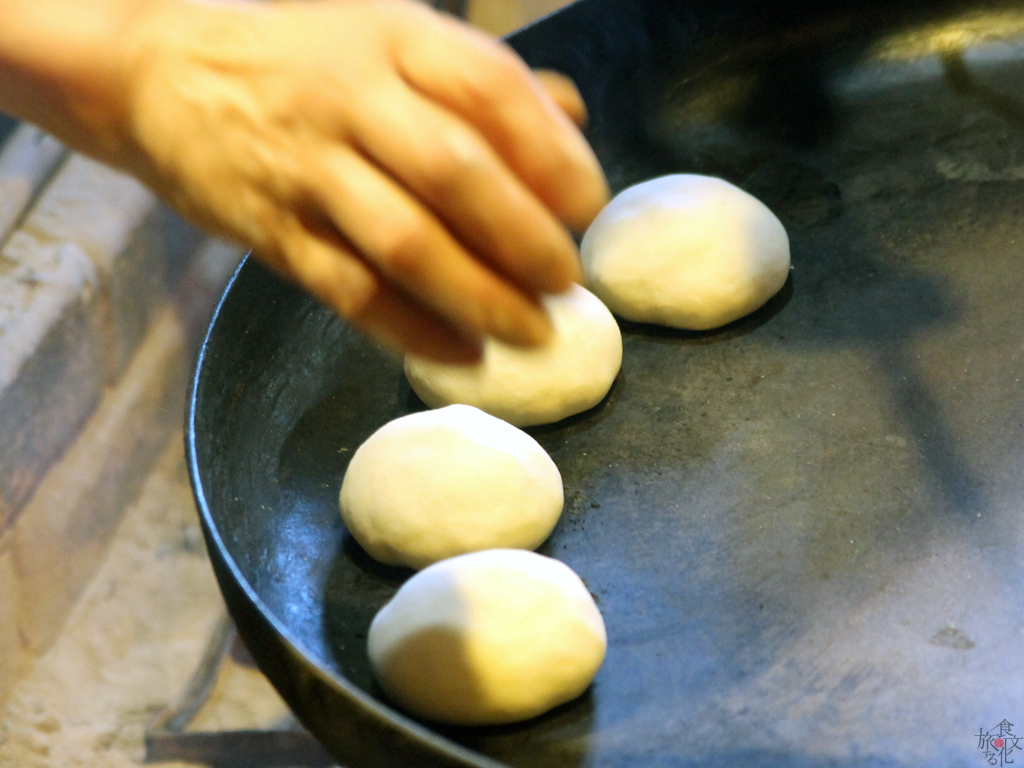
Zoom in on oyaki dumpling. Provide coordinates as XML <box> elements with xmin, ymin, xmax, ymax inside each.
<box><xmin>368</xmin><ymin>549</ymin><xmax>606</xmax><ymax>725</ymax></box>
<box><xmin>581</xmin><ymin>174</ymin><xmax>790</xmax><ymax>330</ymax></box>
<box><xmin>339</xmin><ymin>405</ymin><xmax>563</xmax><ymax>569</ymax></box>
<box><xmin>404</xmin><ymin>283</ymin><xmax>621</xmax><ymax>427</ymax></box>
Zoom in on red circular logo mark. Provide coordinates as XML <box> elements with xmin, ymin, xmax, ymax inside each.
<box><xmin>995</xmin><ymin>738</ymin><xmax>1006</xmax><ymax>749</ymax></box>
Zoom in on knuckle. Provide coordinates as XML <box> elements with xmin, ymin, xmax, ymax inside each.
<box><xmin>336</xmin><ymin>275</ymin><xmax>379</xmax><ymax>321</ymax></box>
<box><xmin>437</xmin><ymin>127</ymin><xmax>484</xmax><ymax>174</ymax></box>
<box><xmin>372</xmin><ymin>215</ymin><xmax>433</xmax><ymax>278</ymax></box>
<box><xmin>419</xmin><ymin>128</ymin><xmax>488</xmax><ymax>195</ymax></box>
<box><xmin>472</xmin><ymin>45</ymin><xmax>530</xmax><ymax>97</ymax></box>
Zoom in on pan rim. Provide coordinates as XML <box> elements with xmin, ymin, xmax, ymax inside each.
<box><xmin>183</xmin><ymin>254</ymin><xmax>507</xmax><ymax>768</ymax></box>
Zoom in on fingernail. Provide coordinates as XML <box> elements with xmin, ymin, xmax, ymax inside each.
<box><xmin>444</xmin><ymin>336</ymin><xmax>485</xmax><ymax>365</ymax></box>
<box><xmin>538</xmin><ymin>229</ymin><xmax>584</xmax><ymax>292</ymax></box>
<box><xmin>491</xmin><ymin>300</ymin><xmax>552</xmax><ymax>347</ymax></box>
<box><xmin>559</xmin><ymin>160</ymin><xmax>610</xmax><ymax>235</ymax></box>
<box><xmin>564</xmin><ymin>132</ymin><xmax>605</xmax><ymax>182</ymax></box>
<box><xmin>564</xmin><ymin>248</ymin><xmax>584</xmax><ymax>284</ymax></box>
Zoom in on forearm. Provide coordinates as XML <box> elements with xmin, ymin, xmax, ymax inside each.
<box><xmin>0</xmin><ymin>0</ymin><xmax>167</xmax><ymax>166</ymax></box>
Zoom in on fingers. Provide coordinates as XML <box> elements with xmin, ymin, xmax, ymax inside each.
<box><xmin>264</xmin><ymin>215</ymin><xmax>485</xmax><ymax>364</ymax></box>
<box><xmin>393</xmin><ymin>11</ymin><xmax>609</xmax><ymax>233</ymax></box>
<box><xmin>308</xmin><ymin>145</ymin><xmax>555</xmax><ymax>347</ymax></box>
<box><xmin>124</xmin><ymin>0</ymin><xmax>610</xmax><ymax>363</ymax></box>
<box><xmin>349</xmin><ymin>83</ymin><xmax>581</xmax><ymax>296</ymax></box>
<box><xmin>534</xmin><ymin>70</ymin><xmax>589</xmax><ymax>127</ymax></box>
<box><xmin>354</xmin><ymin>288</ymin><xmax>483</xmax><ymax>365</ymax></box>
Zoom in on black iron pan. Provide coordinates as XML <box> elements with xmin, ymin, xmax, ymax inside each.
<box><xmin>186</xmin><ymin>0</ymin><xmax>1024</xmax><ymax>765</ymax></box>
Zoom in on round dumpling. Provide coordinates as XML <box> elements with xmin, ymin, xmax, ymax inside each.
<box><xmin>368</xmin><ymin>549</ymin><xmax>606</xmax><ymax>725</ymax></box>
<box><xmin>339</xmin><ymin>405</ymin><xmax>562</xmax><ymax>569</ymax></box>
<box><xmin>404</xmin><ymin>284</ymin><xmax>621</xmax><ymax>427</ymax></box>
<box><xmin>581</xmin><ymin>174</ymin><xmax>790</xmax><ymax>330</ymax></box>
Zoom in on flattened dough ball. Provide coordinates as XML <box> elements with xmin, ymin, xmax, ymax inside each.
<box><xmin>581</xmin><ymin>174</ymin><xmax>790</xmax><ymax>330</ymax></box>
<box><xmin>340</xmin><ymin>405</ymin><xmax>563</xmax><ymax>569</ymax></box>
<box><xmin>368</xmin><ymin>549</ymin><xmax>606</xmax><ymax>725</ymax></box>
<box><xmin>404</xmin><ymin>284</ymin><xmax>621</xmax><ymax>427</ymax></box>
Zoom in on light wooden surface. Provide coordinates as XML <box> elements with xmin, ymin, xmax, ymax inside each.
<box><xmin>466</xmin><ymin>0</ymin><xmax>572</xmax><ymax>36</ymax></box>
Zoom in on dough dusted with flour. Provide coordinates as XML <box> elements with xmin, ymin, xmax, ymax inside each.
<box><xmin>368</xmin><ymin>549</ymin><xmax>606</xmax><ymax>725</ymax></box>
<box><xmin>339</xmin><ymin>405</ymin><xmax>562</xmax><ymax>569</ymax></box>
<box><xmin>404</xmin><ymin>284</ymin><xmax>621</xmax><ymax>427</ymax></box>
<box><xmin>581</xmin><ymin>174</ymin><xmax>790</xmax><ymax>330</ymax></box>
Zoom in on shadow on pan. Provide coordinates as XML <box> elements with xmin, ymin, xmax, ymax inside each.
<box><xmin>187</xmin><ymin>0</ymin><xmax>1024</xmax><ymax>766</ymax></box>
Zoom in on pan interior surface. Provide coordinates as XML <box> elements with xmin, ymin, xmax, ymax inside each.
<box><xmin>189</xmin><ymin>1</ymin><xmax>1024</xmax><ymax>766</ymax></box>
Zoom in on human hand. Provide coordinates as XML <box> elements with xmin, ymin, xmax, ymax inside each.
<box><xmin>117</xmin><ymin>0</ymin><xmax>609</xmax><ymax>361</ymax></box>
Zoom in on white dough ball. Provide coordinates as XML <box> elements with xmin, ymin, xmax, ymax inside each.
<box><xmin>404</xmin><ymin>284</ymin><xmax>622</xmax><ymax>427</ymax></box>
<box><xmin>581</xmin><ymin>174</ymin><xmax>790</xmax><ymax>330</ymax></box>
<box><xmin>368</xmin><ymin>549</ymin><xmax>606</xmax><ymax>725</ymax></box>
<box><xmin>339</xmin><ymin>405</ymin><xmax>563</xmax><ymax>569</ymax></box>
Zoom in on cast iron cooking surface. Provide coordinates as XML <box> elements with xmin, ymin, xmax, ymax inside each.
<box><xmin>188</xmin><ymin>1</ymin><xmax>1024</xmax><ymax>765</ymax></box>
